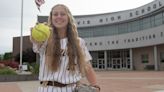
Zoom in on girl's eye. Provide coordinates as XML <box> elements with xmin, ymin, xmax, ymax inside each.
<box><xmin>53</xmin><ymin>13</ymin><xmax>58</xmax><ymax>16</ymax></box>
<box><xmin>60</xmin><ymin>13</ymin><xmax>66</xmax><ymax>16</ymax></box>
<box><xmin>53</xmin><ymin>12</ymin><xmax>66</xmax><ymax>17</ymax></box>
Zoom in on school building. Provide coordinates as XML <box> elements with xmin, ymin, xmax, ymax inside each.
<box><xmin>13</xmin><ymin>0</ymin><xmax>164</xmax><ymax>71</ymax></box>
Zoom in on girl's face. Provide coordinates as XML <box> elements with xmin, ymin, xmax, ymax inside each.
<box><xmin>51</xmin><ymin>6</ymin><xmax>69</xmax><ymax>29</ymax></box>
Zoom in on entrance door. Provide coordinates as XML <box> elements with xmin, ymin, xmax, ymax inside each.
<box><xmin>112</xmin><ymin>58</ymin><xmax>122</xmax><ymax>70</ymax></box>
<box><xmin>97</xmin><ymin>59</ymin><xmax>105</xmax><ymax>70</ymax></box>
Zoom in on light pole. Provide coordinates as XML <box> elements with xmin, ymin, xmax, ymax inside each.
<box><xmin>19</xmin><ymin>0</ymin><xmax>24</xmax><ymax>73</ymax></box>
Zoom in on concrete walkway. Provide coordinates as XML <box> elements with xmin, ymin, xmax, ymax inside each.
<box><xmin>0</xmin><ymin>71</ymin><xmax>164</xmax><ymax>92</ymax></box>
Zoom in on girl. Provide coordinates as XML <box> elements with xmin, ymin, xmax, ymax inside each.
<box><xmin>30</xmin><ymin>4</ymin><xmax>100</xmax><ymax>92</ymax></box>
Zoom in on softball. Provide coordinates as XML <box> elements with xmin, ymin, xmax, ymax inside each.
<box><xmin>31</xmin><ymin>23</ymin><xmax>50</xmax><ymax>42</ymax></box>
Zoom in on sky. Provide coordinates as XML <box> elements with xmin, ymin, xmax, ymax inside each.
<box><xmin>0</xmin><ymin>0</ymin><xmax>154</xmax><ymax>54</ymax></box>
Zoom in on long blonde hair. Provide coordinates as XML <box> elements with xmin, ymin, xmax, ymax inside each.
<box><xmin>46</xmin><ymin>4</ymin><xmax>86</xmax><ymax>74</ymax></box>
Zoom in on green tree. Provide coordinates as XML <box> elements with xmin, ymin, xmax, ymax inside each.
<box><xmin>15</xmin><ymin>48</ymin><xmax>36</xmax><ymax>64</ymax></box>
<box><xmin>0</xmin><ymin>54</ymin><xmax>3</xmax><ymax>60</ymax></box>
<box><xmin>3</xmin><ymin>52</ymin><xmax>12</xmax><ymax>60</ymax></box>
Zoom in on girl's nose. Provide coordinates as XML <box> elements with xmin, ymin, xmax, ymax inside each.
<box><xmin>57</xmin><ymin>14</ymin><xmax>61</xmax><ymax>17</ymax></box>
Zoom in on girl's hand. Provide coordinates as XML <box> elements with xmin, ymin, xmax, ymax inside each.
<box><xmin>92</xmin><ymin>85</ymin><xmax>101</xmax><ymax>92</ymax></box>
<box><xmin>30</xmin><ymin>27</ymin><xmax>44</xmax><ymax>45</ymax></box>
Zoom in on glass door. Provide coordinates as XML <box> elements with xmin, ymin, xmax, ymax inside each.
<box><xmin>97</xmin><ymin>59</ymin><xmax>105</xmax><ymax>70</ymax></box>
<box><xmin>112</xmin><ymin>58</ymin><xmax>122</xmax><ymax>70</ymax></box>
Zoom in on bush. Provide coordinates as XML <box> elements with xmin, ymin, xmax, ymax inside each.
<box><xmin>30</xmin><ymin>63</ymin><xmax>39</xmax><ymax>74</ymax></box>
<box><xmin>0</xmin><ymin>63</ymin><xmax>5</xmax><ymax>68</ymax></box>
<box><xmin>0</xmin><ymin>67</ymin><xmax>17</xmax><ymax>75</ymax></box>
<box><xmin>144</xmin><ymin>65</ymin><xmax>154</xmax><ymax>70</ymax></box>
<box><xmin>0</xmin><ymin>61</ymin><xmax>19</xmax><ymax>69</ymax></box>
<box><xmin>3</xmin><ymin>52</ymin><xmax>12</xmax><ymax>60</ymax></box>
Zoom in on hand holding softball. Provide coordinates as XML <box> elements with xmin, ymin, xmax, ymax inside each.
<box><xmin>31</xmin><ymin>23</ymin><xmax>50</xmax><ymax>42</ymax></box>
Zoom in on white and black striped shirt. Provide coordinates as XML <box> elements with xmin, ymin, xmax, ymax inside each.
<box><xmin>32</xmin><ymin>37</ymin><xmax>92</xmax><ymax>84</ymax></box>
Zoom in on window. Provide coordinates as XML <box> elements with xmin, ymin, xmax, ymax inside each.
<box><xmin>106</xmin><ymin>18</ymin><xmax>108</xmax><ymax>22</ymax></box>
<box><xmin>107</xmin><ymin>41</ymin><xmax>110</xmax><ymax>45</ymax></box>
<box><xmin>94</xmin><ymin>42</ymin><xmax>97</xmax><ymax>46</ymax></box>
<box><xmin>155</xmin><ymin>13</ymin><xmax>163</xmax><ymax>26</ymax></box>
<box><xmin>83</xmin><ymin>21</ymin><xmax>85</xmax><ymax>24</ymax></box>
<box><xmin>127</xmin><ymin>22</ymin><xmax>132</xmax><ymax>32</ymax></box>
<box><xmin>147</xmin><ymin>7</ymin><xmax>151</xmax><ymax>11</ymax></box>
<box><xmin>98</xmin><ymin>51</ymin><xmax>104</xmax><ymax>59</ymax></box>
<box><xmin>99</xmin><ymin>19</ymin><xmax>103</xmax><ymax>22</ymax></box>
<box><xmin>99</xmin><ymin>42</ymin><xmax>102</xmax><ymax>45</ymax></box>
<box><xmin>149</xmin><ymin>35</ymin><xmax>152</xmax><ymax>39</ymax></box>
<box><xmin>112</xmin><ymin>50</ymin><xmax>120</xmax><ymax>58</ymax></box>
<box><xmin>90</xmin><ymin>42</ymin><xmax>92</xmax><ymax>46</ymax></box>
<box><xmin>153</xmin><ymin>34</ymin><xmax>155</xmax><ymax>38</ymax></box>
<box><xmin>77</xmin><ymin>21</ymin><xmax>80</xmax><ymax>25</ymax></box>
<box><xmin>130</xmin><ymin>13</ymin><xmax>133</xmax><ymax>17</ymax></box>
<box><xmin>136</xmin><ymin>11</ymin><xmax>139</xmax><ymax>15</ymax></box>
<box><xmin>118</xmin><ymin>23</ymin><xmax>128</xmax><ymax>34</ymax></box>
<box><xmin>130</xmin><ymin>20</ymin><xmax>140</xmax><ymax>32</ymax></box>
<box><xmin>128</xmin><ymin>39</ymin><xmax>130</xmax><ymax>43</ymax></box>
<box><xmin>132</xmin><ymin>39</ymin><xmax>134</xmax><ymax>42</ymax></box>
<box><xmin>87</xmin><ymin>20</ymin><xmax>90</xmax><ymax>24</ymax></box>
<box><xmin>161</xmin><ymin>32</ymin><xmax>163</xmax><ymax>37</ymax></box>
<box><xmin>160</xmin><ymin>52</ymin><xmax>164</xmax><ymax>63</ymax></box>
<box><xmin>151</xmin><ymin>16</ymin><xmax>155</xmax><ymax>27</ymax></box>
<box><xmin>142</xmin><ymin>17</ymin><xmax>151</xmax><ymax>30</ymax></box>
<box><xmin>142</xmin><ymin>36</ymin><xmax>145</xmax><ymax>40</ymax></box>
<box><xmin>153</xmin><ymin>4</ymin><xmax>156</xmax><ymax>9</ymax></box>
<box><xmin>111</xmin><ymin>17</ymin><xmax>114</xmax><ymax>21</ymax></box>
<box><xmin>142</xmin><ymin>9</ymin><xmax>145</xmax><ymax>13</ymax></box>
<box><xmin>117</xmin><ymin>16</ymin><xmax>121</xmax><ymax>20</ymax></box>
<box><xmin>116</xmin><ymin>40</ymin><xmax>119</xmax><ymax>44</ymax></box>
<box><xmin>159</xmin><ymin>1</ymin><xmax>162</xmax><ymax>6</ymax></box>
<box><xmin>141</xmin><ymin>54</ymin><xmax>149</xmax><ymax>63</ymax></box>
<box><xmin>112</xmin><ymin>41</ymin><xmax>114</xmax><ymax>44</ymax></box>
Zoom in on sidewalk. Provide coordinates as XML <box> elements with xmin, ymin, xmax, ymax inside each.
<box><xmin>0</xmin><ymin>71</ymin><xmax>164</xmax><ymax>92</ymax></box>
<box><xmin>0</xmin><ymin>81</ymin><xmax>39</xmax><ymax>92</ymax></box>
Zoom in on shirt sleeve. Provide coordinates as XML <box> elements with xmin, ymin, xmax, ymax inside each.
<box><xmin>32</xmin><ymin>40</ymin><xmax>47</xmax><ymax>54</ymax></box>
<box><xmin>80</xmin><ymin>38</ymin><xmax>92</xmax><ymax>62</ymax></box>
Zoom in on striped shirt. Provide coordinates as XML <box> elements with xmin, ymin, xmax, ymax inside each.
<box><xmin>32</xmin><ymin>37</ymin><xmax>92</xmax><ymax>84</ymax></box>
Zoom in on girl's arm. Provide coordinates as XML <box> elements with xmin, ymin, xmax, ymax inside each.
<box><xmin>30</xmin><ymin>28</ymin><xmax>45</xmax><ymax>53</ymax></box>
<box><xmin>85</xmin><ymin>62</ymin><xmax>101</xmax><ymax>91</ymax></box>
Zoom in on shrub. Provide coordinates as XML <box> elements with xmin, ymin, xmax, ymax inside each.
<box><xmin>0</xmin><ymin>67</ymin><xmax>17</xmax><ymax>75</ymax></box>
<box><xmin>0</xmin><ymin>63</ymin><xmax>5</xmax><ymax>68</ymax></box>
<box><xmin>30</xmin><ymin>63</ymin><xmax>39</xmax><ymax>74</ymax></box>
<box><xmin>144</xmin><ymin>65</ymin><xmax>154</xmax><ymax>70</ymax></box>
<box><xmin>7</xmin><ymin>61</ymin><xmax>19</xmax><ymax>69</ymax></box>
<box><xmin>3</xmin><ymin>52</ymin><xmax>12</xmax><ymax>60</ymax></box>
<box><xmin>0</xmin><ymin>61</ymin><xmax>19</xmax><ymax>69</ymax></box>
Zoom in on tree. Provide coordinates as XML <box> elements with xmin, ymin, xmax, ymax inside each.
<box><xmin>15</xmin><ymin>48</ymin><xmax>36</xmax><ymax>64</ymax></box>
<box><xmin>0</xmin><ymin>54</ymin><xmax>4</xmax><ymax>61</ymax></box>
<box><xmin>3</xmin><ymin>52</ymin><xmax>12</xmax><ymax>60</ymax></box>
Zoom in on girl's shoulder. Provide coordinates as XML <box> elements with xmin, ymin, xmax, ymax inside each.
<box><xmin>78</xmin><ymin>37</ymin><xmax>85</xmax><ymax>43</ymax></box>
<box><xmin>78</xmin><ymin>37</ymin><xmax>87</xmax><ymax>47</ymax></box>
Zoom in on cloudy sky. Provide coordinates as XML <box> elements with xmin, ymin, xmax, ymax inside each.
<box><xmin>0</xmin><ymin>0</ymin><xmax>154</xmax><ymax>54</ymax></box>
